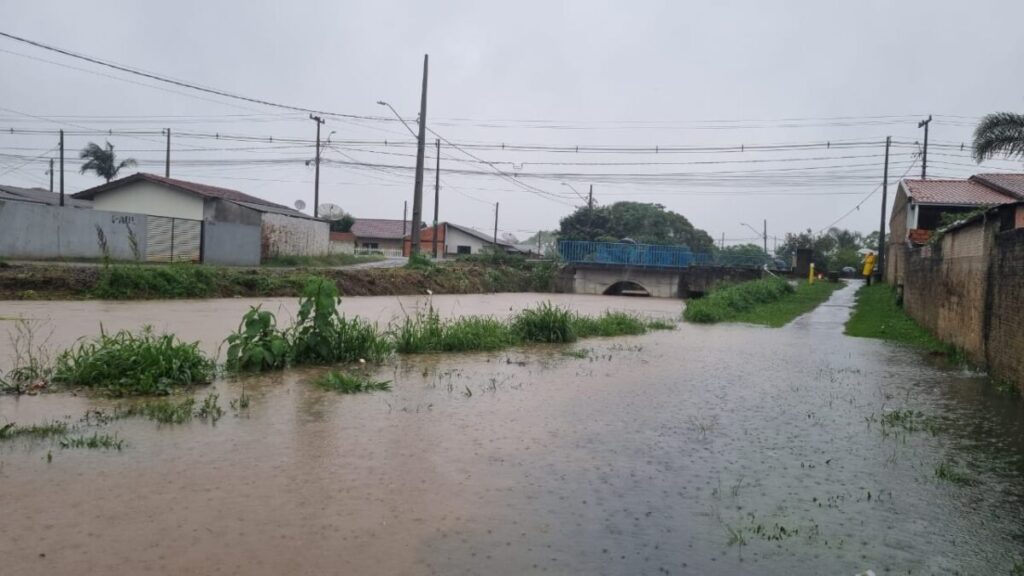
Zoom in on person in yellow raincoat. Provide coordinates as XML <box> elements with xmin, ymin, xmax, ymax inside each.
<box><xmin>862</xmin><ymin>251</ymin><xmax>876</xmax><ymax>285</ymax></box>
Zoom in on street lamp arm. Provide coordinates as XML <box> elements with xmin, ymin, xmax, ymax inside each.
<box><xmin>376</xmin><ymin>101</ymin><xmax>419</xmax><ymax>139</ymax></box>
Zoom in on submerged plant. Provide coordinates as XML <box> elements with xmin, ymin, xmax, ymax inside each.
<box><xmin>0</xmin><ymin>420</ymin><xmax>69</xmax><ymax>441</ymax></box>
<box><xmin>1</xmin><ymin>318</ymin><xmax>53</xmax><ymax>395</ymax></box>
<box><xmin>60</xmin><ymin>432</ymin><xmax>123</xmax><ymax>450</ymax></box>
<box><xmin>393</xmin><ymin>307</ymin><xmax>514</xmax><ymax>354</ymax></box>
<box><xmin>117</xmin><ymin>397</ymin><xmax>197</xmax><ymax>424</ymax></box>
<box><xmin>52</xmin><ymin>327</ymin><xmax>215</xmax><ymax>396</ymax></box>
<box><xmin>196</xmin><ymin>393</ymin><xmax>224</xmax><ymax>422</ymax></box>
<box><xmin>314</xmin><ymin>371</ymin><xmax>391</xmax><ymax>394</ymax></box>
<box><xmin>934</xmin><ymin>461</ymin><xmax>976</xmax><ymax>486</ymax></box>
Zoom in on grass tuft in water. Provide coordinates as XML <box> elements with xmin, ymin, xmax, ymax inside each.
<box><xmin>393</xmin><ymin>307</ymin><xmax>514</xmax><ymax>353</ymax></box>
<box><xmin>60</xmin><ymin>432</ymin><xmax>124</xmax><ymax>450</ymax></box>
<box><xmin>52</xmin><ymin>327</ymin><xmax>215</xmax><ymax>396</ymax></box>
<box><xmin>195</xmin><ymin>393</ymin><xmax>224</xmax><ymax>423</ymax></box>
<box><xmin>571</xmin><ymin>311</ymin><xmax>649</xmax><ymax>338</ymax></box>
<box><xmin>314</xmin><ymin>371</ymin><xmax>391</xmax><ymax>394</ymax></box>
<box><xmin>0</xmin><ymin>420</ymin><xmax>69</xmax><ymax>440</ymax></box>
<box><xmin>561</xmin><ymin>348</ymin><xmax>591</xmax><ymax>359</ymax></box>
<box><xmin>934</xmin><ymin>460</ymin><xmax>976</xmax><ymax>486</ymax></box>
<box><xmin>513</xmin><ymin>302</ymin><xmax>577</xmax><ymax>343</ymax></box>
<box><xmin>287</xmin><ymin>278</ymin><xmax>392</xmax><ymax>365</ymax></box>
<box><xmin>117</xmin><ymin>397</ymin><xmax>197</xmax><ymax>424</ymax></box>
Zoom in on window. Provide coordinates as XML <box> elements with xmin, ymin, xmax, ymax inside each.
<box><xmin>456</xmin><ymin>245</ymin><xmax>472</xmax><ymax>255</ymax></box>
<box><xmin>364</xmin><ymin>242</ymin><xmax>379</xmax><ymax>249</ymax></box>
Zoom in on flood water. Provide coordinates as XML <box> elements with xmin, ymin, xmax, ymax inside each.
<box><xmin>2</xmin><ymin>286</ymin><xmax>1023</xmax><ymax>575</ymax></box>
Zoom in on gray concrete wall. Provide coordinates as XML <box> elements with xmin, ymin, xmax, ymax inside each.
<box><xmin>569</xmin><ymin>265</ymin><xmax>681</xmax><ymax>298</ymax></box>
<box><xmin>0</xmin><ymin>200</ymin><xmax>147</xmax><ymax>260</ymax></box>
<box><xmin>202</xmin><ymin>220</ymin><xmax>261</xmax><ymax>266</ymax></box>
<box><xmin>204</xmin><ymin>198</ymin><xmax>262</xmax><ymax>226</ymax></box>
<box><xmin>261</xmin><ymin>213</ymin><xmax>329</xmax><ymax>258</ymax></box>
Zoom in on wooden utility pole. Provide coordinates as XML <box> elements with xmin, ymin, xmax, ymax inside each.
<box><xmin>403</xmin><ymin>200</ymin><xmax>408</xmax><ymax>236</ymax></box>
<box><xmin>720</xmin><ymin>232</ymin><xmax>725</xmax><ymax>250</ymax></box>
<box><xmin>410</xmin><ymin>54</ymin><xmax>429</xmax><ymax>254</ymax></box>
<box><xmin>164</xmin><ymin>128</ymin><xmax>171</xmax><ymax>177</ymax></box>
<box><xmin>878</xmin><ymin>136</ymin><xmax>891</xmax><ymax>279</ymax></box>
<box><xmin>310</xmin><ymin>114</ymin><xmax>325</xmax><ymax>218</ymax></box>
<box><xmin>493</xmin><ymin>202</ymin><xmax>499</xmax><ymax>245</ymax></box>
<box><xmin>763</xmin><ymin>219</ymin><xmax>768</xmax><ymax>255</ymax></box>
<box><xmin>432</xmin><ymin>138</ymin><xmax>440</xmax><ymax>258</ymax></box>
<box><xmin>918</xmin><ymin>115</ymin><xmax>932</xmax><ymax>179</ymax></box>
<box><xmin>48</xmin><ymin>158</ymin><xmax>54</xmax><ymax>194</ymax></box>
<box><xmin>59</xmin><ymin>129</ymin><xmax>64</xmax><ymax>207</ymax></box>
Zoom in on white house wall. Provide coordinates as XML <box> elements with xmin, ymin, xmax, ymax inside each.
<box><xmin>261</xmin><ymin>212</ymin><xmax>329</xmax><ymax>258</ymax></box>
<box><xmin>89</xmin><ymin>180</ymin><xmax>204</xmax><ymax>221</ymax></box>
<box><xmin>445</xmin><ymin>226</ymin><xmax>491</xmax><ymax>255</ymax></box>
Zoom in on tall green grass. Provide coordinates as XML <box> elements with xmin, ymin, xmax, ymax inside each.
<box><xmin>314</xmin><ymin>371</ymin><xmax>391</xmax><ymax>393</ymax></box>
<box><xmin>287</xmin><ymin>278</ymin><xmax>391</xmax><ymax>364</ymax></box>
<box><xmin>52</xmin><ymin>328</ymin><xmax>216</xmax><ymax>396</ymax></box>
<box><xmin>683</xmin><ymin>277</ymin><xmax>796</xmax><ymax>324</ymax></box>
<box><xmin>392</xmin><ymin>307</ymin><xmax>515</xmax><ymax>353</ymax></box>
<box><xmin>570</xmin><ymin>311</ymin><xmax>649</xmax><ymax>338</ymax></box>
<box><xmin>513</xmin><ymin>302</ymin><xmax>577</xmax><ymax>343</ymax></box>
<box><xmin>845</xmin><ymin>283</ymin><xmax>950</xmax><ymax>353</ymax></box>
<box><xmin>93</xmin><ymin>264</ymin><xmax>218</xmax><ymax>299</ymax></box>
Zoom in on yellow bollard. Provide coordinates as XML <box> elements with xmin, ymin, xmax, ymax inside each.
<box><xmin>808</xmin><ymin>263</ymin><xmax>815</xmax><ymax>285</ymax></box>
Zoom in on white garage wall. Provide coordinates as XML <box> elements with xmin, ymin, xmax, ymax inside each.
<box><xmin>89</xmin><ymin>181</ymin><xmax>205</xmax><ymax>221</ymax></box>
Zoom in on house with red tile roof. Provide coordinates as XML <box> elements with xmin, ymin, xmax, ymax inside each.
<box><xmin>349</xmin><ymin>218</ymin><xmax>409</xmax><ymax>254</ymax></box>
<box><xmin>886</xmin><ymin>173</ymin><xmax>1024</xmax><ymax>282</ymax></box>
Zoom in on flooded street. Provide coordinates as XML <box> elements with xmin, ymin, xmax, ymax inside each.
<box><xmin>2</xmin><ymin>285</ymin><xmax>1023</xmax><ymax>575</ymax></box>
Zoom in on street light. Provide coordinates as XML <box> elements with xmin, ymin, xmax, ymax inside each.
<box><xmin>376</xmin><ymin>100</ymin><xmax>419</xmax><ymax>139</ymax></box>
<box><xmin>740</xmin><ymin>221</ymin><xmax>768</xmax><ymax>255</ymax></box>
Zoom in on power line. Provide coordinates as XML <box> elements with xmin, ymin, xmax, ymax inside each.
<box><xmin>817</xmin><ymin>152</ymin><xmax>920</xmax><ymax>233</ymax></box>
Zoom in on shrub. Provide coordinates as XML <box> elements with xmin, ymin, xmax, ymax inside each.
<box><xmin>683</xmin><ymin>277</ymin><xmax>794</xmax><ymax>324</ymax></box>
<box><xmin>314</xmin><ymin>371</ymin><xmax>391</xmax><ymax>394</ymax></box>
<box><xmin>513</xmin><ymin>302</ymin><xmax>577</xmax><ymax>343</ymax></box>
<box><xmin>224</xmin><ymin>306</ymin><xmax>289</xmax><ymax>372</ymax></box>
<box><xmin>52</xmin><ymin>328</ymin><xmax>216</xmax><ymax>396</ymax></box>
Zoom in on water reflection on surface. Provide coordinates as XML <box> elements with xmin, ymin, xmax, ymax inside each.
<box><xmin>1</xmin><ymin>286</ymin><xmax>1023</xmax><ymax>575</ymax></box>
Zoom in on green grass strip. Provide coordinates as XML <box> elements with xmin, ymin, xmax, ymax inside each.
<box><xmin>683</xmin><ymin>277</ymin><xmax>841</xmax><ymax>327</ymax></box>
<box><xmin>844</xmin><ymin>283</ymin><xmax>950</xmax><ymax>353</ymax></box>
<box><xmin>730</xmin><ymin>281</ymin><xmax>843</xmax><ymax>327</ymax></box>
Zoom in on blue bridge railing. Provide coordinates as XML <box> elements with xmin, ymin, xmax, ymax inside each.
<box><xmin>558</xmin><ymin>240</ymin><xmax>710</xmax><ymax>268</ymax></box>
<box><xmin>557</xmin><ymin>240</ymin><xmax>770</xmax><ymax>269</ymax></box>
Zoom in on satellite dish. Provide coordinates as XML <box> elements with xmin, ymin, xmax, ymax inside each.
<box><xmin>294</xmin><ymin>199</ymin><xmax>306</xmax><ymax>211</ymax></box>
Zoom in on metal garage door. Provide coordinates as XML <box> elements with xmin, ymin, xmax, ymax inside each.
<box><xmin>146</xmin><ymin>216</ymin><xmax>202</xmax><ymax>262</ymax></box>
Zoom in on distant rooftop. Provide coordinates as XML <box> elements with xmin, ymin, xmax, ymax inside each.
<box><xmin>351</xmin><ymin>218</ymin><xmax>408</xmax><ymax>240</ymax></box>
<box><xmin>0</xmin><ymin>184</ymin><xmax>93</xmax><ymax>208</ymax></box>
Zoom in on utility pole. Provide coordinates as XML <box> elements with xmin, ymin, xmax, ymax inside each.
<box><xmin>164</xmin><ymin>128</ymin><xmax>171</xmax><ymax>177</ymax></box>
<box><xmin>878</xmin><ymin>136</ymin><xmax>891</xmax><ymax>280</ymax></box>
<box><xmin>310</xmin><ymin>114</ymin><xmax>325</xmax><ymax>218</ymax></box>
<box><xmin>59</xmin><ymin>129</ymin><xmax>64</xmax><ymax>207</ymax></box>
<box><xmin>403</xmin><ymin>200</ymin><xmax>408</xmax><ymax>236</ymax></box>
<box><xmin>720</xmin><ymin>232</ymin><xmax>725</xmax><ymax>251</ymax></box>
<box><xmin>587</xmin><ymin>184</ymin><xmax>594</xmax><ymax>240</ymax></box>
<box><xmin>918</xmin><ymin>114</ymin><xmax>932</xmax><ymax>179</ymax></box>
<box><xmin>48</xmin><ymin>158</ymin><xmax>54</xmax><ymax>194</ymax></box>
<box><xmin>493</xmin><ymin>202</ymin><xmax>499</xmax><ymax>245</ymax></box>
<box><xmin>410</xmin><ymin>54</ymin><xmax>429</xmax><ymax>254</ymax></box>
<box><xmin>432</xmin><ymin>138</ymin><xmax>440</xmax><ymax>258</ymax></box>
<box><xmin>763</xmin><ymin>219</ymin><xmax>768</xmax><ymax>255</ymax></box>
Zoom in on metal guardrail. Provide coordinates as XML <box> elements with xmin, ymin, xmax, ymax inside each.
<box><xmin>557</xmin><ymin>240</ymin><xmax>771</xmax><ymax>269</ymax></box>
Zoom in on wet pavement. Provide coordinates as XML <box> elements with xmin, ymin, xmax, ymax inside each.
<box><xmin>1</xmin><ymin>285</ymin><xmax>1023</xmax><ymax>575</ymax></box>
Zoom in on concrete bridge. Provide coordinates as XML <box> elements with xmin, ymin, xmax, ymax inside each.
<box><xmin>557</xmin><ymin>263</ymin><xmax>763</xmax><ymax>298</ymax></box>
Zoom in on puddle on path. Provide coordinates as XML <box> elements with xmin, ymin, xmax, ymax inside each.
<box><xmin>1</xmin><ymin>286</ymin><xmax>1023</xmax><ymax>575</ymax></box>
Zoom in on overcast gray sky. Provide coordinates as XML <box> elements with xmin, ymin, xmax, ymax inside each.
<box><xmin>3</xmin><ymin>0</ymin><xmax>1023</xmax><ymax>246</ymax></box>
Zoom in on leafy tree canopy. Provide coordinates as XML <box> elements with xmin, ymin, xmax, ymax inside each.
<box><xmin>558</xmin><ymin>201</ymin><xmax>714</xmax><ymax>252</ymax></box>
<box><xmin>776</xmin><ymin>227</ymin><xmax>868</xmax><ymax>271</ymax></box>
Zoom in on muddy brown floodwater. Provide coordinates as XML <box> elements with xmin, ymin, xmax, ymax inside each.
<box><xmin>2</xmin><ymin>286</ymin><xmax>1023</xmax><ymax>575</ymax></box>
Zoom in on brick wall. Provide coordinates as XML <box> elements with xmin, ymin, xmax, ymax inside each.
<box><xmin>986</xmin><ymin>228</ymin><xmax>1024</xmax><ymax>389</ymax></box>
<box><xmin>902</xmin><ymin>219</ymin><xmax>994</xmax><ymax>365</ymax></box>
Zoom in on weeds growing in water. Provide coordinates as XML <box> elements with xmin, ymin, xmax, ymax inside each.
<box><xmin>0</xmin><ymin>318</ymin><xmax>53</xmax><ymax>395</ymax></box>
<box><xmin>570</xmin><ymin>311</ymin><xmax>648</xmax><ymax>338</ymax></box>
<box><xmin>934</xmin><ymin>460</ymin><xmax>976</xmax><ymax>486</ymax></box>
<box><xmin>60</xmin><ymin>432</ymin><xmax>124</xmax><ymax>450</ymax></box>
<box><xmin>561</xmin><ymin>348</ymin><xmax>591</xmax><ymax>359</ymax></box>
<box><xmin>513</xmin><ymin>302</ymin><xmax>577</xmax><ymax>343</ymax></box>
<box><xmin>224</xmin><ymin>306</ymin><xmax>290</xmax><ymax>372</ymax></box>
<box><xmin>288</xmin><ymin>278</ymin><xmax>391</xmax><ymax>365</ymax></box>
<box><xmin>314</xmin><ymin>371</ymin><xmax>391</xmax><ymax>394</ymax></box>
<box><xmin>879</xmin><ymin>409</ymin><xmax>942</xmax><ymax>435</ymax></box>
<box><xmin>392</xmin><ymin>307</ymin><xmax>514</xmax><ymax>353</ymax></box>
<box><xmin>0</xmin><ymin>420</ymin><xmax>69</xmax><ymax>440</ymax></box>
<box><xmin>52</xmin><ymin>328</ymin><xmax>215</xmax><ymax>396</ymax></box>
<box><xmin>117</xmin><ymin>397</ymin><xmax>197</xmax><ymax>424</ymax></box>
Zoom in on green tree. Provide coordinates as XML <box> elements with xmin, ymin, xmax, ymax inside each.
<box><xmin>717</xmin><ymin>243</ymin><xmax>769</xmax><ymax>267</ymax></box>
<box><xmin>558</xmin><ymin>201</ymin><xmax>714</xmax><ymax>252</ymax></box>
<box><xmin>79</xmin><ymin>141</ymin><xmax>136</xmax><ymax>183</ymax></box>
<box><xmin>972</xmin><ymin>112</ymin><xmax>1024</xmax><ymax>162</ymax></box>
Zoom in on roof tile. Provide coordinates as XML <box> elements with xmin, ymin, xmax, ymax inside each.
<box><xmin>903</xmin><ymin>178</ymin><xmax>1017</xmax><ymax>205</ymax></box>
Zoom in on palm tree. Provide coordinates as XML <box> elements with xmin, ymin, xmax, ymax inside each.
<box><xmin>973</xmin><ymin>112</ymin><xmax>1024</xmax><ymax>163</ymax></box>
<box><xmin>79</xmin><ymin>141</ymin><xmax>137</xmax><ymax>182</ymax></box>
